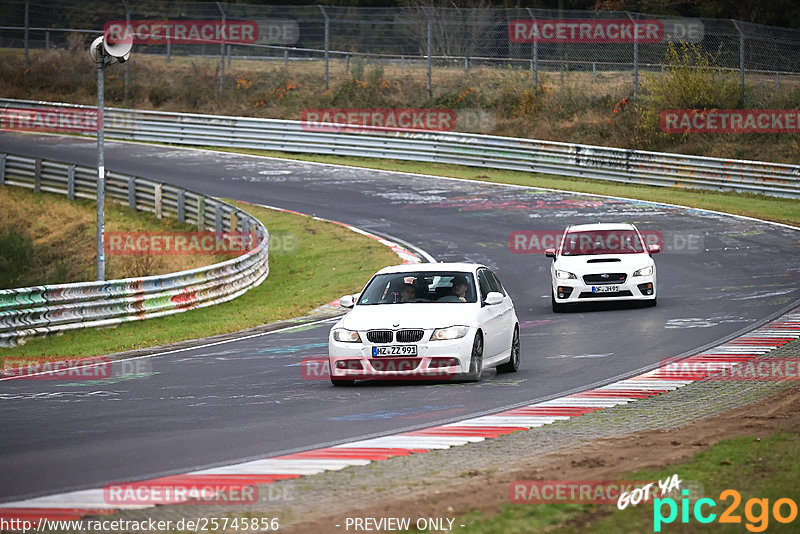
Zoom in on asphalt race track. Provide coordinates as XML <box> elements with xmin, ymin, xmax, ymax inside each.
<box><xmin>1</xmin><ymin>133</ymin><xmax>799</xmax><ymax>502</ymax></box>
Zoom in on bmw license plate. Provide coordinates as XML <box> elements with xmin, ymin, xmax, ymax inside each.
<box><xmin>592</xmin><ymin>285</ymin><xmax>619</xmax><ymax>293</ymax></box>
<box><xmin>373</xmin><ymin>345</ymin><xmax>418</xmax><ymax>356</ymax></box>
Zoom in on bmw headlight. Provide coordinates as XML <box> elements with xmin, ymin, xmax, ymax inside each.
<box><xmin>633</xmin><ymin>265</ymin><xmax>654</xmax><ymax>277</ymax></box>
<box><xmin>555</xmin><ymin>270</ymin><xmax>577</xmax><ymax>280</ymax></box>
<box><xmin>431</xmin><ymin>326</ymin><xmax>469</xmax><ymax>341</ymax></box>
<box><xmin>333</xmin><ymin>329</ymin><xmax>361</xmax><ymax>343</ymax></box>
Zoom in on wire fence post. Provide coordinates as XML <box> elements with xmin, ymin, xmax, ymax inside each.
<box><xmin>731</xmin><ymin>19</ymin><xmax>745</xmax><ymax>102</ymax></box>
<box><xmin>319</xmin><ymin>5</ymin><xmax>330</xmax><ymax>90</ymax></box>
<box><xmin>216</xmin><ymin>2</ymin><xmax>225</xmax><ymax>94</ymax></box>
<box><xmin>526</xmin><ymin>8</ymin><xmax>539</xmax><ymax>89</ymax></box>
<box><xmin>626</xmin><ymin>12</ymin><xmax>639</xmax><ymax>98</ymax></box>
<box><xmin>23</xmin><ymin>0</ymin><xmax>29</xmax><ymax>72</ymax></box>
<box><xmin>422</xmin><ymin>6</ymin><xmax>432</xmax><ymax>97</ymax></box>
<box><xmin>121</xmin><ymin>0</ymin><xmax>130</xmax><ymax>100</ymax></box>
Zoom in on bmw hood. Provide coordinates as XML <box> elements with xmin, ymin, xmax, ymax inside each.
<box><xmin>339</xmin><ymin>304</ymin><xmax>476</xmax><ymax>331</ymax></box>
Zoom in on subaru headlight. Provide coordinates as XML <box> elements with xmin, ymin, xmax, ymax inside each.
<box><xmin>633</xmin><ymin>265</ymin><xmax>654</xmax><ymax>277</ymax></box>
<box><xmin>555</xmin><ymin>270</ymin><xmax>577</xmax><ymax>280</ymax></box>
<box><xmin>333</xmin><ymin>329</ymin><xmax>361</xmax><ymax>343</ymax></box>
<box><xmin>431</xmin><ymin>326</ymin><xmax>469</xmax><ymax>341</ymax></box>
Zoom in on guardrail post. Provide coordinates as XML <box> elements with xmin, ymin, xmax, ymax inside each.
<box><xmin>197</xmin><ymin>196</ymin><xmax>205</xmax><ymax>229</ymax></box>
<box><xmin>166</xmin><ymin>38</ymin><xmax>172</xmax><ymax>63</ymax></box>
<box><xmin>45</xmin><ymin>31</ymin><xmax>49</xmax><ymax>50</ymax></box>
<box><xmin>67</xmin><ymin>164</ymin><xmax>75</xmax><ymax>200</ymax></box>
<box><xmin>422</xmin><ymin>6</ymin><xmax>432</xmax><ymax>97</ymax></box>
<box><xmin>128</xmin><ymin>176</ymin><xmax>136</xmax><ymax>210</ymax></box>
<box><xmin>154</xmin><ymin>183</ymin><xmax>163</xmax><ymax>219</ymax></box>
<box><xmin>216</xmin><ymin>2</ymin><xmax>226</xmax><ymax>94</ymax></box>
<box><xmin>0</xmin><ymin>154</ymin><xmax>6</xmax><ymax>186</ymax></box>
<box><xmin>34</xmin><ymin>158</ymin><xmax>41</xmax><ymax>193</ymax></box>
<box><xmin>283</xmin><ymin>49</ymin><xmax>288</xmax><ymax>66</ymax></box>
<box><xmin>626</xmin><ymin>12</ymin><xmax>639</xmax><ymax>98</ymax></box>
<box><xmin>227</xmin><ymin>44</ymin><xmax>232</xmax><ymax>68</ymax></box>
<box><xmin>177</xmin><ymin>189</ymin><xmax>185</xmax><ymax>222</ymax></box>
<box><xmin>526</xmin><ymin>8</ymin><xmax>538</xmax><ymax>88</ymax></box>
<box><xmin>319</xmin><ymin>6</ymin><xmax>330</xmax><ymax>91</ymax></box>
<box><xmin>345</xmin><ymin>53</ymin><xmax>350</xmax><ymax>73</ymax></box>
<box><xmin>242</xmin><ymin>216</ymin><xmax>250</xmax><ymax>246</ymax></box>
<box><xmin>215</xmin><ymin>203</ymin><xmax>223</xmax><ymax>233</ymax></box>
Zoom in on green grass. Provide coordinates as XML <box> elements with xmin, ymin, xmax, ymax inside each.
<box><xmin>453</xmin><ymin>432</ymin><xmax>800</xmax><ymax>533</ymax></box>
<box><xmin>0</xmin><ymin>186</ymin><xmax>225</xmax><ymax>286</ymax></box>
<box><xmin>206</xmin><ymin>148</ymin><xmax>800</xmax><ymax>228</ymax></box>
<box><xmin>0</xmin><ymin>201</ymin><xmax>400</xmax><ymax>359</ymax></box>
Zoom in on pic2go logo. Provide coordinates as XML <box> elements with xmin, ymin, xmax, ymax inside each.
<box><xmin>654</xmin><ymin>489</ymin><xmax>798</xmax><ymax>532</ymax></box>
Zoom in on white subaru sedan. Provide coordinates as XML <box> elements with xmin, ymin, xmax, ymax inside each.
<box><xmin>328</xmin><ymin>263</ymin><xmax>520</xmax><ymax>386</ymax></box>
<box><xmin>545</xmin><ymin>223</ymin><xmax>660</xmax><ymax>312</ymax></box>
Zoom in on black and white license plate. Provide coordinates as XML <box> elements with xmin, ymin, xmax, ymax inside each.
<box><xmin>592</xmin><ymin>285</ymin><xmax>620</xmax><ymax>293</ymax></box>
<box><xmin>373</xmin><ymin>345</ymin><xmax>418</xmax><ymax>356</ymax></box>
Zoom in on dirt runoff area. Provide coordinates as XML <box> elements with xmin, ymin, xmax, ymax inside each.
<box><xmin>283</xmin><ymin>383</ymin><xmax>800</xmax><ymax>533</ymax></box>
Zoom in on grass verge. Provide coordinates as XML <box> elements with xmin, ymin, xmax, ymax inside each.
<box><xmin>457</xmin><ymin>431</ymin><xmax>800</xmax><ymax>533</ymax></box>
<box><xmin>208</xmin><ymin>148</ymin><xmax>800</xmax><ymax>228</ymax></box>
<box><xmin>0</xmin><ymin>201</ymin><xmax>400</xmax><ymax>359</ymax></box>
<box><xmin>0</xmin><ymin>186</ymin><xmax>224</xmax><ymax>287</ymax></box>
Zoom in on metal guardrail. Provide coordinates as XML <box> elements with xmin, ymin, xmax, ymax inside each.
<box><xmin>0</xmin><ymin>151</ymin><xmax>269</xmax><ymax>347</ymax></box>
<box><xmin>2</xmin><ymin>98</ymin><xmax>797</xmax><ymax>199</ymax></box>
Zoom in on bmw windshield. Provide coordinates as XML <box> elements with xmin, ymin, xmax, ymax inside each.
<box><xmin>357</xmin><ymin>272</ymin><xmax>477</xmax><ymax>305</ymax></box>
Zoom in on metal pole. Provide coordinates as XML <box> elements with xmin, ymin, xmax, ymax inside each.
<box><xmin>122</xmin><ymin>0</ymin><xmax>130</xmax><ymax>99</ymax></box>
<box><xmin>166</xmin><ymin>34</ymin><xmax>171</xmax><ymax>63</ymax></box>
<box><xmin>24</xmin><ymin>0</ymin><xmax>29</xmax><ymax>71</ymax></box>
<box><xmin>422</xmin><ymin>6</ymin><xmax>432</xmax><ymax>97</ymax></box>
<box><xmin>526</xmin><ymin>8</ymin><xmax>538</xmax><ymax>89</ymax></box>
<box><xmin>95</xmin><ymin>48</ymin><xmax>106</xmax><ymax>281</ymax></box>
<box><xmin>216</xmin><ymin>2</ymin><xmax>225</xmax><ymax>94</ymax></box>
<box><xmin>45</xmin><ymin>30</ymin><xmax>49</xmax><ymax>50</ymax></box>
<box><xmin>227</xmin><ymin>44</ymin><xmax>232</xmax><ymax>68</ymax></box>
<box><xmin>626</xmin><ymin>12</ymin><xmax>639</xmax><ymax>98</ymax></box>
<box><xmin>731</xmin><ymin>20</ymin><xmax>745</xmax><ymax>101</ymax></box>
<box><xmin>319</xmin><ymin>6</ymin><xmax>330</xmax><ymax>90</ymax></box>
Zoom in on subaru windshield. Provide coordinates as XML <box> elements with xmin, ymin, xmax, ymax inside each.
<box><xmin>561</xmin><ymin>230</ymin><xmax>645</xmax><ymax>256</ymax></box>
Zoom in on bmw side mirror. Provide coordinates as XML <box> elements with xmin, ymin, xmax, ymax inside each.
<box><xmin>648</xmin><ymin>244</ymin><xmax>662</xmax><ymax>254</ymax></box>
<box><xmin>339</xmin><ymin>295</ymin><xmax>355</xmax><ymax>308</ymax></box>
<box><xmin>484</xmin><ymin>292</ymin><xmax>503</xmax><ymax>306</ymax></box>
<box><xmin>545</xmin><ymin>248</ymin><xmax>556</xmax><ymax>259</ymax></box>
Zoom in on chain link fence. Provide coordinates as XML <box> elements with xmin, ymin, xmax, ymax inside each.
<box><xmin>1</xmin><ymin>1</ymin><xmax>800</xmax><ymax>96</ymax></box>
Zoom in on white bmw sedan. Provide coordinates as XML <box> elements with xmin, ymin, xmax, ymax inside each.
<box><xmin>328</xmin><ymin>263</ymin><xmax>520</xmax><ymax>386</ymax></box>
<box><xmin>545</xmin><ymin>223</ymin><xmax>660</xmax><ymax>312</ymax></box>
